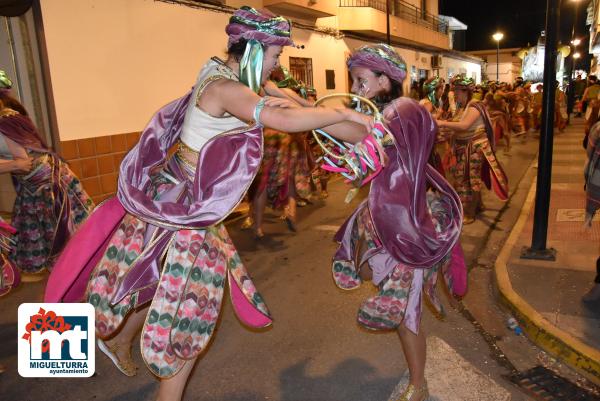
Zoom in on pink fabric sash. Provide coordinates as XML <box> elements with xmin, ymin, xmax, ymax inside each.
<box><xmin>44</xmin><ymin>197</ymin><xmax>126</xmax><ymax>302</ymax></box>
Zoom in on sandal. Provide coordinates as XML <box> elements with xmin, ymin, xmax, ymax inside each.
<box><xmin>97</xmin><ymin>338</ymin><xmax>137</xmax><ymax>377</ymax></box>
<box><xmin>240</xmin><ymin>216</ymin><xmax>253</xmax><ymax>230</ymax></box>
<box><xmin>393</xmin><ymin>381</ymin><xmax>429</xmax><ymax>401</ymax></box>
<box><xmin>463</xmin><ymin>216</ymin><xmax>475</xmax><ymax>225</ymax></box>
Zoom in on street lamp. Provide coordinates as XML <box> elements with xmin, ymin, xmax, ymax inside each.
<box><xmin>493</xmin><ymin>32</ymin><xmax>504</xmax><ymax>81</ymax></box>
<box><xmin>574</xmin><ymin>52</ymin><xmax>581</xmax><ymax>59</ymax></box>
<box><xmin>571</xmin><ymin>38</ymin><xmax>581</xmax><ymax>46</ymax></box>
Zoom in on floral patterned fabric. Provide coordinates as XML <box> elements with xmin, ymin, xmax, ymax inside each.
<box><xmin>452</xmin><ymin>132</ymin><xmax>508</xmax><ymax>216</ymax></box>
<box><xmin>10</xmin><ymin>153</ymin><xmax>93</xmax><ymax>273</ymax></box>
<box><xmin>255</xmin><ymin>129</ymin><xmax>311</xmax><ymax>209</ymax></box>
<box><xmin>86</xmin><ymin>158</ymin><xmax>270</xmax><ymax>378</ymax></box>
<box><xmin>332</xmin><ymin>192</ymin><xmax>453</xmax><ymax>334</ymax></box>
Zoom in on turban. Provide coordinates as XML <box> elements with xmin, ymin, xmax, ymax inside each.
<box><xmin>347</xmin><ymin>44</ymin><xmax>407</xmax><ymax>84</ymax></box>
<box><xmin>226</xmin><ymin>6</ymin><xmax>293</xmax><ymax>48</ymax></box>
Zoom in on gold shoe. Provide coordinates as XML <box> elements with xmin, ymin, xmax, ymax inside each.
<box><xmin>97</xmin><ymin>338</ymin><xmax>137</xmax><ymax>377</ymax></box>
<box><xmin>463</xmin><ymin>216</ymin><xmax>475</xmax><ymax>225</ymax></box>
<box><xmin>393</xmin><ymin>381</ymin><xmax>429</xmax><ymax>401</ymax></box>
<box><xmin>240</xmin><ymin>216</ymin><xmax>253</xmax><ymax>230</ymax></box>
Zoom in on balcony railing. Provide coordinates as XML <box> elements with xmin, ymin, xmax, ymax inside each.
<box><xmin>339</xmin><ymin>0</ymin><xmax>449</xmax><ymax>35</ymax></box>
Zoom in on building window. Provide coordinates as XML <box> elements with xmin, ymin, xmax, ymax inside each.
<box><xmin>411</xmin><ymin>65</ymin><xmax>418</xmax><ymax>84</ymax></box>
<box><xmin>448</xmin><ymin>67</ymin><xmax>455</xmax><ymax>80</ymax></box>
<box><xmin>289</xmin><ymin>57</ymin><xmax>313</xmax><ymax>88</ymax></box>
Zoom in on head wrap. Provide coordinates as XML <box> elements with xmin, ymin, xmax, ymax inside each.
<box><xmin>0</xmin><ymin>70</ymin><xmax>12</xmax><ymax>89</ymax></box>
<box><xmin>275</xmin><ymin>66</ymin><xmax>313</xmax><ymax>99</ymax></box>
<box><xmin>423</xmin><ymin>76</ymin><xmax>443</xmax><ymax>107</ymax></box>
<box><xmin>347</xmin><ymin>43</ymin><xmax>407</xmax><ymax>84</ymax></box>
<box><xmin>451</xmin><ymin>75</ymin><xmax>475</xmax><ymax>92</ymax></box>
<box><xmin>225</xmin><ymin>7</ymin><xmax>294</xmax><ymax>94</ymax></box>
<box><xmin>226</xmin><ymin>6</ymin><xmax>293</xmax><ymax>48</ymax></box>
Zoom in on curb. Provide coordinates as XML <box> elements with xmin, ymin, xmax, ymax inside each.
<box><xmin>494</xmin><ymin>176</ymin><xmax>600</xmax><ymax>385</ymax></box>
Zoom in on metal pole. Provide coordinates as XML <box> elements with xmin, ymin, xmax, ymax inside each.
<box><xmin>496</xmin><ymin>40</ymin><xmax>500</xmax><ymax>81</ymax></box>
<box><xmin>386</xmin><ymin>0</ymin><xmax>391</xmax><ymax>45</ymax></box>
<box><xmin>521</xmin><ymin>0</ymin><xmax>560</xmax><ymax>260</ymax></box>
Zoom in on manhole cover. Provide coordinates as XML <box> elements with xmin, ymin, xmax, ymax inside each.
<box><xmin>510</xmin><ymin>366</ymin><xmax>600</xmax><ymax>401</ymax></box>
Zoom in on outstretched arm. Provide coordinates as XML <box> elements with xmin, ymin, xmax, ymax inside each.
<box><xmin>214</xmin><ymin>79</ymin><xmax>373</xmax><ymax>135</ymax></box>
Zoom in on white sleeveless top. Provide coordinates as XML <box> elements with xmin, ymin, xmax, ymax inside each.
<box><xmin>180</xmin><ymin>57</ymin><xmax>248</xmax><ymax>152</ymax></box>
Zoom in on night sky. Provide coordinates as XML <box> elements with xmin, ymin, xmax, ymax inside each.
<box><xmin>439</xmin><ymin>0</ymin><xmax>589</xmax><ymax>53</ymax></box>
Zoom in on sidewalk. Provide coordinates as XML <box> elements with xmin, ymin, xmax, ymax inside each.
<box><xmin>495</xmin><ymin>118</ymin><xmax>600</xmax><ymax>385</ymax></box>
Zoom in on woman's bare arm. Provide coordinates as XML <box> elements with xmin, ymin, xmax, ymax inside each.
<box><xmin>436</xmin><ymin>106</ymin><xmax>480</xmax><ymax>131</ymax></box>
<box><xmin>263</xmin><ymin>81</ymin><xmax>314</xmax><ymax>107</ymax></box>
<box><xmin>213</xmin><ymin>79</ymin><xmax>373</xmax><ymax>134</ymax></box>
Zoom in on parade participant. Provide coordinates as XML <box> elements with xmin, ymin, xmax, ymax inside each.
<box><xmin>583</xmin><ymin>75</ymin><xmax>600</xmax><ymax>148</ymax></box>
<box><xmin>584</xmin><ymin>121</ymin><xmax>600</xmax><ymax>302</ymax></box>
<box><xmin>0</xmin><ymin>72</ymin><xmax>93</xmax><ymax>277</ymax></box>
<box><xmin>574</xmin><ymin>74</ymin><xmax>586</xmax><ymax>117</ymax></box>
<box><xmin>243</xmin><ymin>67</ymin><xmax>314</xmax><ymax>238</ymax></box>
<box><xmin>485</xmin><ymin>91</ymin><xmax>511</xmax><ymax>153</ymax></box>
<box><xmin>437</xmin><ymin>75</ymin><xmax>509</xmax><ymax>224</ymax></box>
<box><xmin>510</xmin><ymin>86</ymin><xmax>531</xmax><ymax>137</ymax></box>
<box><xmin>420</xmin><ymin>76</ymin><xmax>448</xmax><ymax>176</ymax></box>
<box><xmin>555</xmin><ymin>81</ymin><xmax>567</xmax><ymax>132</ymax></box>
<box><xmin>45</xmin><ymin>7</ymin><xmax>373</xmax><ymax>401</ymax></box>
<box><xmin>419</xmin><ymin>76</ymin><xmax>444</xmax><ymax>117</ymax></box>
<box><xmin>332</xmin><ymin>44</ymin><xmax>466</xmax><ymax>401</ymax></box>
<box><xmin>532</xmin><ymin>83</ymin><xmax>544</xmax><ymax>130</ymax></box>
<box><xmin>0</xmin><ymin>217</ymin><xmax>19</xmax><ymax>296</ymax></box>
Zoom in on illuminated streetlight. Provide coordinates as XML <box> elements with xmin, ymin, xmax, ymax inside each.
<box><xmin>573</xmin><ymin>52</ymin><xmax>581</xmax><ymax>59</ymax></box>
<box><xmin>492</xmin><ymin>32</ymin><xmax>504</xmax><ymax>81</ymax></box>
<box><xmin>571</xmin><ymin>38</ymin><xmax>581</xmax><ymax>46</ymax></box>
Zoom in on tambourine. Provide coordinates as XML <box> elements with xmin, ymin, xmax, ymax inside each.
<box><xmin>311</xmin><ymin>94</ymin><xmax>388</xmax><ymax>196</ymax></box>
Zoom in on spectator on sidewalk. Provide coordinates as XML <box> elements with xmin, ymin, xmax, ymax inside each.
<box><xmin>583</xmin><ymin>122</ymin><xmax>600</xmax><ymax>302</ymax></box>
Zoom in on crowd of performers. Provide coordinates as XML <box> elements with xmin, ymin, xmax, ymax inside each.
<box><xmin>1</xmin><ymin>5</ymin><xmax>581</xmax><ymax>401</ymax></box>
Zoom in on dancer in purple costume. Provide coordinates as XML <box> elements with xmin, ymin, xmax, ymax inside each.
<box><xmin>46</xmin><ymin>7</ymin><xmax>373</xmax><ymax>401</ymax></box>
<box><xmin>332</xmin><ymin>44</ymin><xmax>466</xmax><ymax>401</ymax></box>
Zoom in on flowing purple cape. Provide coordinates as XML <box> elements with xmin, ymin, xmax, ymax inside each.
<box><xmin>336</xmin><ymin>98</ymin><xmax>463</xmax><ymax>270</ymax></box>
<box><xmin>46</xmin><ymin>90</ymin><xmax>264</xmax><ymax>304</ymax></box>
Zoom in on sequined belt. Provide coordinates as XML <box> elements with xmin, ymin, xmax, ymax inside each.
<box><xmin>176</xmin><ymin>141</ymin><xmax>199</xmax><ymax>170</ymax></box>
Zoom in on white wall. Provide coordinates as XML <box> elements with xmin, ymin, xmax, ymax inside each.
<box><xmin>485</xmin><ymin>62</ymin><xmax>520</xmax><ymax>83</ymax></box>
<box><xmin>39</xmin><ymin>0</ymin><xmax>483</xmax><ymax>141</ymax></box>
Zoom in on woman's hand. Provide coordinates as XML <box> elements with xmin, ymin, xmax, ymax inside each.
<box><xmin>343</xmin><ymin>109</ymin><xmax>374</xmax><ymax>133</ymax></box>
<box><xmin>13</xmin><ymin>157</ymin><xmax>32</xmax><ymax>174</ymax></box>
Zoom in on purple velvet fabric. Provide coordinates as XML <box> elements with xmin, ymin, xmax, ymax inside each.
<box><xmin>117</xmin><ymin>92</ymin><xmax>263</xmax><ymax>230</ymax></box>
<box><xmin>112</xmin><ymin>90</ymin><xmax>263</xmax><ymax>303</ymax></box>
<box><xmin>335</xmin><ymin>98</ymin><xmax>462</xmax><ymax>276</ymax></box>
